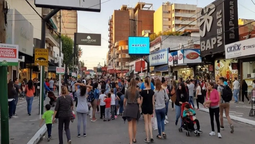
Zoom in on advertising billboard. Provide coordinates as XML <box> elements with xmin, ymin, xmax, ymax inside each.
<box><xmin>178</xmin><ymin>50</ymin><xmax>184</xmax><ymax>65</ymax></box>
<box><xmin>75</xmin><ymin>33</ymin><xmax>101</xmax><ymax>46</ymax></box>
<box><xmin>128</xmin><ymin>37</ymin><xmax>150</xmax><ymax>55</ymax></box>
<box><xmin>168</xmin><ymin>52</ymin><xmax>173</xmax><ymax>66</ymax></box>
<box><xmin>183</xmin><ymin>49</ymin><xmax>202</xmax><ymax>63</ymax></box>
<box><xmin>199</xmin><ymin>0</ymin><xmax>239</xmax><ymax>57</ymax></box>
<box><xmin>0</xmin><ymin>43</ymin><xmax>19</xmax><ymax>66</ymax></box>
<box><xmin>34</xmin><ymin>0</ymin><xmax>101</xmax><ymax>12</ymax></box>
<box><xmin>149</xmin><ymin>49</ymin><xmax>168</xmax><ymax>66</ymax></box>
<box><xmin>225</xmin><ymin>37</ymin><xmax>255</xmax><ymax>59</ymax></box>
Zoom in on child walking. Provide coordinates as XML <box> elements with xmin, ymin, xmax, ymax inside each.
<box><xmin>110</xmin><ymin>89</ymin><xmax>116</xmax><ymax>120</ymax></box>
<box><xmin>99</xmin><ymin>89</ymin><xmax>106</xmax><ymax>119</ymax></box>
<box><xmin>40</xmin><ymin>104</ymin><xmax>54</xmax><ymax>142</ymax></box>
<box><xmin>104</xmin><ymin>93</ymin><xmax>111</xmax><ymax>121</ymax></box>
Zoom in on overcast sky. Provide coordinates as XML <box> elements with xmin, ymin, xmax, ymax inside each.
<box><xmin>77</xmin><ymin>0</ymin><xmax>255</xmax><ymax>69</ymax></box>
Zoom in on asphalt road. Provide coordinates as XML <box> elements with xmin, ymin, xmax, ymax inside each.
<box><xmin>39</xmin><ymin>108</ymin><xmax>255</xmax><ymax>144</ymax></box>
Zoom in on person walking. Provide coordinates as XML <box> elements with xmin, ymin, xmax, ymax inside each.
<box><xmin>218</xmin><ymin>77</ymin><xmax>234</xmax><ymax>133</ymax></box>
<box><xmin>13</xmin><ymin>78</ymin><xmax>21</xmax><ymax>117</ymax></box>
<box><xmin>241</xmin><ymin>80</ymin><xmax>249</xmax><ymax>102</ymax></box>
<box><xmin>154</xmin><ymin>79</ymin><xmax>168</xmax><ymax>139</ymax></box>
<box><xmin>204</xmin><ymin>82</ymin><xmax>222</xmax><ymax>138</ymax></box>
<box><xmin>122</xmin><ymin>79</ymin><xmax>141</xmax><ymax>144</ymax></box>
<box><xmin>187</xmin><ymin>80</ymin><xmax>195</xmax><ymax>108</ymax></box>
<box><xmin>53</xmin><ymin>86</ymin><xmax>73</xmax><ymax>144</ymax></box>
<box><xmin>140</xmin><ymin>78</ymin><xmax>154</xmax><ymax>143</ymax></box>
<box><xmin>25</xmin><ymin>80</ymin><xmax>35</xmax><ymax>116</ymax></box>
<box><xmin>170</xmin><ymin>80</ymin><xmax>177</xmax><ymax>111</ymax></box>
<box><xmin>233</xmin><ymin>77</ymin><xmax>240</xmax><ymax>103</ymax></box>
<box><xmin>161</xmin><ymin>77</ymin><xmax>169</xmax><ymax>124</ymax></box>
<box><xmin>99</xmin><ymin>89</ymin><xmax>106</xmax><ymax>119</ymax></box>
<box><xmin>75</xmin><ymin>83</ymin><xmax>89</xmax><ymax>138</ymax></box>
<box><xmin>195</xmin><ymin>82</ymin><xmax>204</xmax><ymax>110</ymax></box>
<box><xmin>175</xmin><ymin>83</ymin><xmax>188</xmax><ymax>127</ymax></box>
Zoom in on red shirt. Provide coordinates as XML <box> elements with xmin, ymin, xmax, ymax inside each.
<box><xmin>104</xmin><ymin>98</ymin><xmax>111</xmax><ymax>108</ymax></box>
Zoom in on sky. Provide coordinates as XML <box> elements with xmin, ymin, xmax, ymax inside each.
<box><xmin>77</xmin><ymin>0</ymin><xmax>255</xmax><ymax>69</ymax></box>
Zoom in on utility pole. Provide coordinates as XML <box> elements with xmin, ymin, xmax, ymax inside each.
<box><xmin>59</xmin><ymin>10</ymin><xmax>62</xmax><ymax>95</ymax></box>
<box><xmin>0</xmin><ymin>0</ymin><xmax>10</xmax><ymax>143</ymax></box>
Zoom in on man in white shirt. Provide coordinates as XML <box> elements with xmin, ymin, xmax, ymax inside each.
<box><xmin>49</xmin><ymin>78</ymin><xmax>54</xmax><ymax>90</ymax></box>
<box><xmin>233</xmin><ymin>77</ymin><xmax>240</xmax><ymax>103</ymax></box>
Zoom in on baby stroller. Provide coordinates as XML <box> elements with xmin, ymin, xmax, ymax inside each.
<box><xmin>48</xmin><ymin>91</ymin><xmax>57</xmax><ymax>107</ymax></box>
<box><xmin>178</xmin><ymin>102</ymin><xmax>201</xmax><ymax>137</ymax></box>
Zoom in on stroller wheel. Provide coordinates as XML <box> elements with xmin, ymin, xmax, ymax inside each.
<box><xmin>179</xmin><ymin>127</ymin><xmax>183</xmax><ymax>132</ymax></box>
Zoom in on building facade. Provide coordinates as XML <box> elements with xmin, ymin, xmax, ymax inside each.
<box><xmin>154</xmin><ymin>2</ymin><xmax>200</xmax><ymax>34</ymax></box>
<box><xmin>61</xmin><ymin>10</ymin><xmax>78</xmax><ymax>40</ymax></box>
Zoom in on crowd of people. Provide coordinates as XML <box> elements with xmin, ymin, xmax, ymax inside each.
<box><xmin>9</xmin><ymin>75</ymin><xmax>255</xmax><ymax>144</ymax></box>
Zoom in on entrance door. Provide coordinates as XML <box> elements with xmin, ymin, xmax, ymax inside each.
<box><xmin>13</xmin><ymin>70</ymin><xmax>17</xmax><ymax>80</ymax></box>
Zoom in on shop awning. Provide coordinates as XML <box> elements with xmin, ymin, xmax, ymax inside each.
<box><xmin>49</xmin><ymin>18</ymin><xmax>57</xmax><ymax>30</ymax></box>
<box><xmin>153</xmin><ymin>65</ymin><xmax>168</xmax><ymax>72</ymax></box>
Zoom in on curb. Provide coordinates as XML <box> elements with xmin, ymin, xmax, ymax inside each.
<box><xmin>199</xmin><ymin>108</ymin><xmax>255</xmax><ymax>126</ymax></box>
<box><xmin>27</xmin><ymin>124</ymin><xmax>47</xmax><ymax>144</ymax></box>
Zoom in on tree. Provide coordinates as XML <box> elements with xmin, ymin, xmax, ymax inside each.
<box><xmin>61</xmin><ymin>35</ymin><xmax>74</xmax><ymax>66</ymax></box>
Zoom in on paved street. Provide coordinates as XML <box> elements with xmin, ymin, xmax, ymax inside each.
<box><xmin>39</xmin><ymin>107</ymin><xmax>255</xmax><ymax>144</ymax></box>
<box><xmin>0</xmin><ymin>97</ymin><xmax>44</xmax><ymax>144</ymax></box>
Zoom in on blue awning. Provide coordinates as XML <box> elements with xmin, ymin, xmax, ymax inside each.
<box><xmin>49</xmin><ymin>18</ymin><xmax>57</xmax><ymax>30</ymax></box>
<box><xmin>153</xmin><ymin>65</ymin><xmax>168</xmax><ymax>72</ymax></box>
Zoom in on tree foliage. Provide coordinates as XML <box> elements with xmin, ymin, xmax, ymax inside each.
<box><xmin>61</xmin><ymin>35</ymin><xmax>74</xmax><ymax>66</ymax></box>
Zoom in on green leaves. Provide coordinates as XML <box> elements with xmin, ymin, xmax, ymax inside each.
<box><xmin>61</xmin><ymin>35</ymin><xmax>74</xmax><ymax>66</ymax></box>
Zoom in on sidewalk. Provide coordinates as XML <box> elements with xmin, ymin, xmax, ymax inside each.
<box><xmin>0</xmin><ymin>97</ymin><xmax>43</xmax><ymax>144</ymax></box>
<box><xmin>199</xmin><ymin>100</ymin><xmax>255</xmax><ymax>126</ymax></box>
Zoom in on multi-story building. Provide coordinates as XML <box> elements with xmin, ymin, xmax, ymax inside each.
<box><xmin>154</xmin><ymin>2</ymin><xmax>200</xmax><ymax>34</ymax></box>
<box><xmin>238</xmin><ymin>19</ymin><xmax>255</xmax><ymax>40</ymax></box>
<box><xmin>107</xmin><ymin>2</ymin><xmax>154</xmax><ymax>75</ymax></box>
<box><xmin>61</xmin><ymin>10</ymin><xmax>78</xmax><ymax>40</ymax></box>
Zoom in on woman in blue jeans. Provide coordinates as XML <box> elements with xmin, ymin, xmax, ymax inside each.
<box><xmin>175</xmin><ymin>83</ymin><xmax>188</xmax><ymax>127</ymax></box>
<box><xmin>25</xmin><ymin>80</ymin><xmax>35</xmax><ymax>116</ymax></box>
<box><xmin>154</xmin><ymin>79</ymin><xmax>169</xmax><ymax>139</ymax></box>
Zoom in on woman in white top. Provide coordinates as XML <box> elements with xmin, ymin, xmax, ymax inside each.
<box><xmin>195</xmin><ymin>82</ymin><xmax>203</xmax><ymax>110</ymax></box>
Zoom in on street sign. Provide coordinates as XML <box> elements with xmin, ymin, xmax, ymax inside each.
<box><xmin>56</xmin><ymin>67</ymin><xmax>65</xmax><ymax>74</ymax></box>
<box><xmin>0</xmin><ymin>43</ymin><xmax>19</xmax><ymax>66</ymax></box>
<box><xmin>34</xmin><ymin>48</ymin><xmax>48</xmax><ymax>66</ymax></box>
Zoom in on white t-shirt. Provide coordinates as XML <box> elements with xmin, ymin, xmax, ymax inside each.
<box><xmin>49</xmin><ymin>80</ymin><xmax>54</xmax><ymax>88</ymax></box>
<box><xmin>196</xmin><ymin>86</ymin><xmax>202</xmax><ymax>95</ymax></box>
<box><xmin>233</xmin><ymin>80</ymin><xmax>240</xmax><ymax>89</ymax></box>
<box><xmin>82</xmin><ymin>79</ymin><xmax>86</xmax><ymax>85</ymax></box>
<box><xmin>99</xmin><ymin>94</ymin><xmax>106</xmax><ymax>106</ymax></box>
<box><xmin>111</xmin><ymin>94</ymin><xmax>116</xmax><ymax>105</ymax></box>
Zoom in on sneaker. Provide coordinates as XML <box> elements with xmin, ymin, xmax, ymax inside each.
<box><xmin>165</xmin><ymin>120</ymin><xmax>169</xmax><ymax>123</ymax></box>
<box><xmin>165</xmin><ymin>116</ymin><xmax>168</xmax><ymax>120</ymax></box>
<box><xmin>91</xmin><ymin>119</ymin><xmax>97</xmax><ymax>122</ymax></box>
<box><xmin>220</xmin><ymin>126</ymin><xmax>224</xmax><ymax>130</ymax></box>
<box><xmin>197</xmin><ymin>129</ymin><xmax>202</xmax><ymax>133</ymax></box>
<box><xmin>83</xmin><ymin>133</ymin><xmax>87</xmax><ymax>137</ymax></box>
<box><xmin>230</xmin><ymin>125</ymin><xmax>234</xmax><ymax>133</ymax></box>
<box><xmin>68</xmin><ymin>140</ymin><xmax>72</xmax><ymax>144</ymax></box>
<box><xmin>47</xmin><ymin>138</ymin><xmax>50</xmax><ymax>142</ymax></box>
<box><xmin>209</xmin><ymin>131</ymin><xmax>216</xmax><ymax>136</ymax></box>
<box><xmin>218</xmin><ymin>133</ymin><xmax>222</xmax><ymax>138</ymax></box>
<box><xmin>77</xmin><ymin>134</ymin><xmax>81</xmax><ymax>138</ymax></box>
<box><xmin>175</xmin><ymin>120</ymin><xmax>178</xmax><ymax>126</ymax></box>
<box><xmin>12</xmin><ymin>115</ymin><xmax>18</xmax><ymax>118</ymax></box>
<box><xmin>164</xmin><ymin>120</ymin><xmax>167</xmax><ymax>125</ymax></box>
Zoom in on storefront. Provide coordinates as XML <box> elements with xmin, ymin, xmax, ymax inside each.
<box><xmin>225</xmin><ymin>37</ymin><xmax>255</xmax><ymax>93</ymax></box>
<box><xmin>149</xmin><ymin>48</ymin><xmax>169</xmax><ymax>76</ymax></box>
<box><xmin>169</xmin><ymin>49</ymin><xmax>202</xmax><ymax>80</ymax></box>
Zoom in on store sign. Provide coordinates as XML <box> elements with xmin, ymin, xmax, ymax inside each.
<box><xmin>128</xmin><ymin>37</ymin><xmax>150</xmax><ymax>55</ymax></box>
<box><xmin>199</xmin><ymin>0</ymin><xmax>239</xmax><ymax>57</ymax></box>
<box><xmin>135</xmin><ymin>60</ymin><xmax>145</xmax><ymax>72</ymax></box>
<box><xmin>149</xmin><ymin>49</ymin><xmax>168</xmax><ymax>66</ymax></box>
<box><xmin>184</xmin><ymin>49</ymin><xmax>202</xmax><ymax>63</ymax></box>
<box><xmin>0</xmin><ymin>43</ymin><xmax>19</xmax><ymax>66</ymax></box>
<box><xmin>225</xmin><ymin>37</ymin><xmax>255</xmax><ymax>59</ymax></box>
<box><xmin>34</xmin><ymin>48</ymin><xmax>48</xmax><ymax>66</ymax></box>
<box><xmin>35</xmin><ymin>0</ymin><xmax>101</xmax><ymax>12</ymax></box>
<box><xmin>172</xmin><ymin>51</ymin><xmax>178</xmax><ymax>65</ymax></box>
<box><xmin>56</xmin><ymin>67</ymin><xmax>65</xmax><ymax>74</ymax></box>
<box><xmin>178</xmin><ymin>50</ymin><xmax>184</xmax><ymax>65</ymax></box>
<box><xmin>75</xmin><ymin>33</ymin><xmax>101</xmax><ymax>46</ymax></box>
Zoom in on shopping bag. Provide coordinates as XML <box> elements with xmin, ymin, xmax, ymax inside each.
<box><xmin>151</xmin><ymin>115</ymin><xmax>157</xmax><ymax>130</ymax></box>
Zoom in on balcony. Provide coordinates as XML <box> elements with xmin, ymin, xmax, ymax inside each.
<box><xmin>46</xmin><ymin>29</ymin><xmax>59</xmax><ymax>47</ymax></box>
<box><xmin>175</xmin><ymin>12</ymin><xmax>196</xmax><ymax>18</ymax></box>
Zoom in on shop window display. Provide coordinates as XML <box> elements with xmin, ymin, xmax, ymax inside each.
<box><xmin>215</xmin><ymin>59</ymin><xmax>238</xmax><ymax>81</ymax></box>
<box><xmin>177</xmin><ymin>68</ymin><xmax>194</xmax><ymax>80</ymax></box>
<box><xmin>242</xmin><ymin>61</ymin><xmax>255</xmax><ymax>93</ymax></box>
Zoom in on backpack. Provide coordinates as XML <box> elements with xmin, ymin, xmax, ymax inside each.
<box><xmin>87</xmin><ymin>91</ymin><xmax>95</xmax><ymax>102</ymax></box>
<box><xmin>221</xmin><ymin>85</ymin><xmax>232</xmax><ymax>102</ymax></box>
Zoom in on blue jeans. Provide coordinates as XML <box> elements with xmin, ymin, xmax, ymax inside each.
<box><xmin>175</xmin><ymin>104</ymin><xmax>182</xmax><ymax>127</ymax></box>
<box><xmin>233</xmin><ymin>89</ymin><xmax>239</xmax><ymax>102</ymax></box>
<box><xmin>119</xmin><ymin>95</ymin><xmax>124</xmax><ymax>114</ymax></box>
<box><xmin>13</xmin><ymin>96</ymin><xmax>19</xmax><ymax>115</ymax></box>
<box><xmin>8</xmin><ymin>100</ymin><xmax>15</xmax><ymax>118</ymax></box>
<box><xmin>189</xmin><ymin>96</ymin><xmax>194</xmax><ymax>108</ymax></box>
<box><xmin>156</xmin><ymin>108</ymin><xmax>166</xmax><ymax>135</ymax></box>
<box><xmin>165</xmin><ymin>101</ymin><xmax>169</xmax><ymax>116</ymax></box>
<box><xmin>26</xmin><ymin>96</ymin><xmax>34</xmax><ymax>115</ymax></box>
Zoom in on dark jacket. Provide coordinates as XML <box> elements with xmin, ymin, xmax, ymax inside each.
<box><xmin>55</xmin><ymin>95</ymin><xmax>73</xmax><ymax>118</ymax></box>
<box><xmin>8</xmin><ymin>87</ymin><xmax>17</xmax><ymax>99</ymax></box>
<box><xmin>242</xmin><ymin>82</ymin><xmax>248</xmax><ymax>92</ymax></box>
<box><xmin>175</xmin><ymin>89</ymin><xmax>188</xmax><ymax>106</ymax></box>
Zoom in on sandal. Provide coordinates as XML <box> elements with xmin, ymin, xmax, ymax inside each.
<box><xmin>133</xmin><ymin>139</ymin><xmax>137</xmax><ymax>143</ymax></box>
<box><xmin>156</xmin><ymin>135</ymin><xmax>162</xmax><ymax>139</ymax></box>
<box><xmin>162</xmin><ymin>133</ymin><xmax>167</xmax><ymax>139</ymax></box>
<box><xmin>144</xmin><ymin>138</ymin><xmax>150</xmax><ymax>143</ymax></box>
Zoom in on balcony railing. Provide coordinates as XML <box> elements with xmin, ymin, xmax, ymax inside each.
<box><xmin>46</xmin><ymin>29</ymin><xmax>59</xmax><ymax>47</ymax></box>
